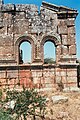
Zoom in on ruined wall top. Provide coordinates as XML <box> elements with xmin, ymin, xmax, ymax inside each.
<box><xmin>0</xmin><ymin>1</ymin><xmax>78</xmax><ymax>17</ymax></box>
<box><xmin>0</xmin><ymin>1</ymin><xmax>78</xmax><ymax>65</ymax></box>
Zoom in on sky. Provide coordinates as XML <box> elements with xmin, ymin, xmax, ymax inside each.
<box><xmin>4</xmin><ymin>0</ymin><xmax>80</xmax><ymax>61</ymax></box>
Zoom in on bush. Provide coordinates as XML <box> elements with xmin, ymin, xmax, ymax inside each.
<box><xmin>0</xmin><ymin>89</ymin><xmax>2</xmax><ymax>101</ymax></box>
<box><xmin>5</xmin><ymin>88</ymin><xmax>46</xmax><ymax>120</ymax></box>
<box><xmin>0</xmin><ymin>108</ymin><xmax>14</xmax><ymax>120</ymax></box>
<box><xmin>44</xmin><ymin>58</ymin><xmax>56</xmax><ymax>64</ymax></box>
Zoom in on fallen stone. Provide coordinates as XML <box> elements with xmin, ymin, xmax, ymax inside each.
<box><xmin>52</xmin><ymin>95</ymin><xmax>68</xmax><ymax>104</ymax></box>
<box><xmin>46</xmin><ymin>97</ymin><xmax>50</xmax><ymax>102</ymax></box>
<box><xmin>4</xmin><ymin>100</ymin><xmax>16</xmax><ymax>109</ymax></box>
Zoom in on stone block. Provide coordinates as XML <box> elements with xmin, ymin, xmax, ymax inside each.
<box><xmin>8</xmin><ymin>79</ymin><xmax>15</xmax><ymax>85</ymax></box>
<box><xmin>61</xmin><ymin>70</ymin><xmax>66</xmax><ymax>76</ymax></box>
<box><xmin>67</xmin><ymin>82</ymin><xmax>78</xmax><ymax>87</ymax></box>
<box><xmin>45</xmin><ymin>83</ymin><xmax>53</xmax><ymax>88</ymax></box>
<box><xmin>0</xmin><ymin>79</ymin><xmax>6</xmax><ymax>85</ymax></box>
<box><xmin>58</xmin><ymin>20</ymin><xmax>68</xmax><ymax>34</ymax></box>
<box><xmin>56</xmin><ymin>45</ymin><xmax>61</xmax><ymax>55</ymax></box>
<box><xmin>16</xmin><ymin>12</ymin><xmax>26</xmax><ymax>20</ymax></box>
<box><xmin>68</xmin><ymin>34</ymin><xmax>75</xmax><ymax>45</ymax></box>
<box><xmin>33</xmin><ymin>77</ymin><xmax>39</xmax><ymax>84</ymax></box>
<box><xmin>0</xmin><ymin>72</ymin><xmax>5</xmax><ymax>78</ymax></box>
<box><xmin>58</xmin><ymin>19</ymin><xmax>67</xmax><ymax>26</ymax></box>
<box><xmin>63</xmin><ymin>87</ymin><xmax>80</xmax><ymax>92</ymax></box>
<box><xmin>36</xmin><ymin>71</ymin><xmax>42</xmax><ymax>77</ymax></box>
<box><xmin>43</xmin><ymin>71</ymin><xmax>51</xmax><ymax>77</ymax></box>
<box><xmin>52</xmin><ymin>95</ymin><xmax>68</xmax><ymax>104</ymax></box>
<box><xmin>67</xmin><ymin>76</ymin><xmax>77</xmax><ymax>83</ymax></box>
<box><xmin>62</xmin><ymin>45</ymin><xmax>68</xmax><ymax>55</ymax></box>
<box><xmin>7</xmin><ymin>70</ymin><xmax>18</xmax><ymax>78</ymax></box>
<box><xmin>67</xmin><ymin>18</ymin><xmax>75</xmax><ymax>26</ymax></box>
<box><xmin>32</xmin><ymin>72</ymin><xmax>37</xmax><ymax>77</ymax></box>
<box><xmin>3</xmin><ymin>4</ymin><xmax>15</xmax><ymax>11</ymax></box>
<box><xmin>14</xmin><ymin>79</ymin><xmax>18</xmax><ymax>85</ymax></box>
<box><xmin>44</xmin><ymin>78</ymin><xmax>52</xmax><ymax>84</ymax></box>
<box><xmin>58</xmin><ymin>25</ymin><xmax>68</xmax><ymax>34</ymax></box>
<box><xmin>61</xmin><ymin>35</ymin><xmax>68</xmax><ymax>45</ymax></box>
<box><xmin>56</xmin><ymin>76</ymin><xmax>61</xmax><ymax>83</ymax></box>
<box><xmin>67</xmin><ymin>70</ymin><xmax>77</xmax><ymax>77</ymax></box>
<box><xmin>56</xmin><ymin>71</ymin><xmax>61</xmax><ymax>76</ymax></box>
<box><xmin>69</xmin><ymin>45</ymin><xmax>76</xmax><ymax>55</ymax></box>
<box><xmin>68</xmin><ymin>26</ymin><xmax>75</xmax><ymax>34</ymax></box>
<box><xmin>61</xmin><ymin>76</ymin><xmax>67</xmax><ymax>83</ymax></box>
<box><xmin>1</xmin><ymin>46</ymin><xmax>14</xmax><ymax>60</ymax></box>
<box><xmin>0</xmin><ymin>26</ymin><xmax>6</xmax><ymax>34</ymax></box>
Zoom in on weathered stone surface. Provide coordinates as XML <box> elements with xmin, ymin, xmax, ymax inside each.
<box><xmin>57</xmin><ymin>112</ymin><xmax>69</xmax><ymax>119</ymax></box>
<box><xmin>58</xmin><ymin>20</ymin><xmax>68</xmax><ymax>34</ymax></box>
<box><xmin>69</xmin><ymin>45</ymin><xmax>76</xmax><ymax>55</ymax></box>
<box><xmin>68</xmin><ymin>34</ymin><xmax>76</xmax><ymax>45</ymax></box>
<box><xmin>3</xmin><ymin>4</ymin><xmax>15</xmax><ymax>11</ymax></box>
<box><xmin>67</xmin><ymin>76</ymin><xmax>77</xmax><ymax>83</ymax></box>
<box><xmin>68</xmin><ymin>26</ymin><xmax>75</xmax><ymax>34</ymax></box>
<box><xmin>67</xmin><ymin>18</ymin><xmax>75</xmax><ymax>26</ymax></box>
<box><xmin>0</xmin><ymin>1</ymin><xmax>78</xmax><ymax>90</ymax></box>
<box><xmin>52</xmin><ymin>95</ymin><xmax>68</xmax><ymax>104</ymax></box>
<box><xmin>62</xmin><ymin>45</ymin><xmax>68</xmax><ymax>55</ymax></box>
<box><xmin>61</xmin><ymin>76</ymin><xmax>67</xmax><ymax>84</ymax></box>
<box><xmin>61</xmin><ymin>69</ymin><xmax>66</xmax><ymax>76</ymax></box>
<box><xmin>61</xmin><ymin>34</ymin><xmax>68</xmax><ymax>45</ymax></box>
<box><xmin>56</xmin><ymin>77</ymin><xmax>61</xmax><ymax>83</ymax></box>
<box><xmin>67</xmin><ymin>70</ymin><xmax>77</xmax><ymax>77</ymax></box>
<box><xmin>63</xmin><ymin>87</ymin><xmax>80</xmax><ymax>92</ymax></box>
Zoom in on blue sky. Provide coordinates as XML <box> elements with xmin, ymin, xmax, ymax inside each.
<box><xmin>4</xmin><ymin>0</ymin><xmax>80</xmax><ymax>61</ymax></box>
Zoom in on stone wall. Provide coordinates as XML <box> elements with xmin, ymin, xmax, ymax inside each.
<box><xmin>0</xmin><ymin>1</ymin><xmax>78</xmax><ymax>90</ymax></box>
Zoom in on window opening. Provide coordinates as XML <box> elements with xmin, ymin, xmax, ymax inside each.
<box><xmin>44</xmin><ymin>41</ymin><xmax>56</xmax><ymax>64</ymax></box>
<box><xmin>19</xmin><ymin>41</ymin><xmax>31</xmax><ymax>64</ymax></box>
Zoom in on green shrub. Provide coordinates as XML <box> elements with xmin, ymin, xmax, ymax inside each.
<box><xmin>0</xmin><ymin>108</ymin><xmax>14</xmax><ymax>120</ymax></box>
<box><xmin>5</xmin><ymin>88</ymin><xmax>46</xmax><ymax>120</ymax></box>
<box><xmin>44</xmin><ymin>58</ymin><xmax>56</xmax><ymax>64</ymax></box>
<box><xmin>0</xmin><ymin>89</ymin><xmax>2</xmax><ymax>101</ymax></box>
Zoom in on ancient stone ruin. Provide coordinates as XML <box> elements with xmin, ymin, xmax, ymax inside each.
<box><xmin>0</xmin><ymin>0</ymin><xmax>78</xmax><ymax>90</ymax></box>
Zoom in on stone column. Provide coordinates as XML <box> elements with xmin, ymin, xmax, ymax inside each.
<box><xmin>33</xmin><ymin>40</ymin><xmax>42</xmax><ymax>64</ymax></box>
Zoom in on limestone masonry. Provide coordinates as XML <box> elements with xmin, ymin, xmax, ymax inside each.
<box><xmin>0</xmin><ymin>0</ymin><xmax>78</xmax><ymax>90</ymax></box>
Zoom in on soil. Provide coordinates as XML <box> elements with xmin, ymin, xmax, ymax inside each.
<box><xmin>43</xmin><ymin>90</ymin><xmax>80</xmax><ymax>120</ymax></box>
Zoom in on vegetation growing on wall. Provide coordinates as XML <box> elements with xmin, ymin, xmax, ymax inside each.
<box><xmin>44</xmin><ymin>58</ymin><xmax>56</xmax><ymax>64</ymax></box>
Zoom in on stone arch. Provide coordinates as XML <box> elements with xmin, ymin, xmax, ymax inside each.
<box><xmin>15</xmin><ymin>36</ymin><xmax>34</xmax><ymax>64</ymax></box>
<box><xmin>41</xmin><ymin>34</ymin><xmax>61</xmax><ymax>46</ymax></box>
<box><xmin>40</xmin><ymin>35</ymin><xmax>61</xmax><ymax>63</ymax></box>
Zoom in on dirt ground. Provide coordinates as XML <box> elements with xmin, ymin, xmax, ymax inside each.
<box><xmin>44</xmin><ymin>90</ymin><xmax>80</xmax><ymax>120</ymax></box>
<box><xmin>1</xmin><ymin>87</ymin><xmax>80</xmax><ymax>120</ymax></box>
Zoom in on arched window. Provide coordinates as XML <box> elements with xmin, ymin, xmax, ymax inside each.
<box><xmin>19</xmin><ymin>41</ymin><xmax>31</xmax><ymax>64</ymax></box>
<box><xmin>44</xmin><ymin>41</ymin><xmax>56</xmax><ymax>64</ymax></box>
